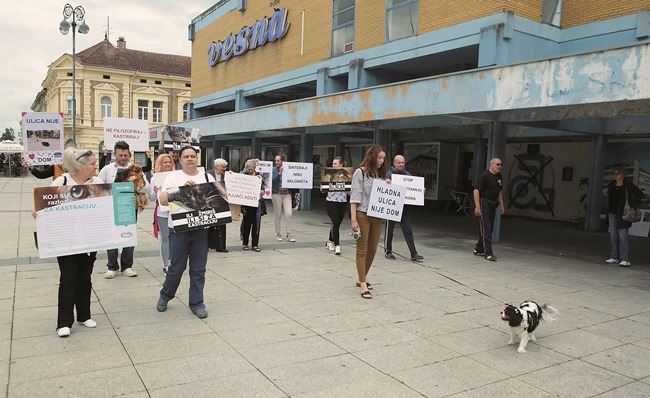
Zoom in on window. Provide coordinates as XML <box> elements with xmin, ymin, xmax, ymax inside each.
<box><xmin>332</xmin><ymin>0</ymin><xmax>355</xmax><ymax>56</ymax></box>
<box><xmin>138</xmin><ymin>99</ymin><xmax>148</xmax><ymax>120</ymax></box>
<box><xmin>182</xmin><ymin>103</ymin><xmax>189</xmax><ymax>121</ymax></box>
<box><xmin>66</xmin><ymin>95</ymin><xmax>73</xmax><ymax>115</ymax></box>
<box><xmin>100</xmin><ymin>96</ymin><xmax>112</xmax><ymax>119</ymax></box>
<box><xmin>152</xmin><ymin>101</ymin><xmax>163</xmax><ymax>123</ymax></box>
<box><xmin>386</xmin><ymin>0</ymin><xmax>418</xmax><ymax>41</ymax></box>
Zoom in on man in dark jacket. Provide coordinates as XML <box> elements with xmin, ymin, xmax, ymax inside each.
<box><xmin>473</xmin><ymin>158</ymin><xmax>505</xmax><ymax>261</ymax></box>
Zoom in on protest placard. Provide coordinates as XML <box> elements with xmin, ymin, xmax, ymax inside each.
<box><xmin>256</xmin><ymin>160</ymin><xmax>273</xmax><ymax>199</ymax></box>
<box><xmin>320</xmin><ymin>167</ymin><xmax>353</xmax><ymax>191</ymax></box>
<box><xmin>366</xmin><ymin>179</ymin><xmax>406</xmax><ymax>222</ymax></box>
<box><xmin>168</xmin><ymin>182</ymin><xmax>231</xmax><ymax>232</ymax></box>
<box><xmin>224</xmin><ymin>172</ymin><xmax>263</xmax><ymax>207</ymax></box>
<box><xmin>33</xmin><ymin>182</ymin><xmax>137</xmax><ymax>258</ymax></box>
<box><xmin>281</xmin><ymin>162</ymin><xmax>313</xmax><ymax>189</ymax></box>
<box><xmin>391</xmin><ymin>174</ymin><xmax>425</xmax><ymax>206</ymax></box>
<box><xmin>22</xmin><ymin>112</ymin><xmax>65</xmax><ymax>166</ymax></box>
<box><xmin>104</xmin><ymin>117</ymin><xmax>149</xmax><ymax>151</ymax></box>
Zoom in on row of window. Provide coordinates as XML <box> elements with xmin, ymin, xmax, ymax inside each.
<box><xmin>332</xmin><ymin>0</ymin><xmax>418</xmax><ymax>56</ymax></box>
<box><xmin>66</xmin><ymin>96</ymin><xmax>189</xmax><ymax>121</ymax></box>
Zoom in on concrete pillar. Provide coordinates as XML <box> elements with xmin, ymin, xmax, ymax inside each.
<box><xmin>299</xmin><ymin>132</ymin><xmax>314</xmax><ymax>210</ymax></box>
<box><xmin>251</xmin><ymin>137</ymin><xmax>262</xmax><ymax>159</ymax></box>
<box><xmin>585</xmin><ymin>135</ymin><xmax>606</xmax><ymax>232</ymax></box>
<box><xmin>348</xmin><ymin>59</ymin><xmax>364</xmax><ymax>90</ymax></box>
<box><xmin>373</xmin><ymin>129</ymin><xmax>389</xmax><ymax>149</ymax></box>
<box><xmin>488</xmin><ymin>122</ymin><xmax>507</xmax><ymax>242</ymax></box>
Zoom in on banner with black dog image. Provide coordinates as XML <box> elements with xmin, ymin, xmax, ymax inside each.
<box><xmin>168</xmin><ymin>181</ymin><xmax>232</xmax><ymax>232</ymax></box>
<box><xmin>320</xmin><ymin>167</ymin><xmax>353</xmax><ymax>192</ymax></box>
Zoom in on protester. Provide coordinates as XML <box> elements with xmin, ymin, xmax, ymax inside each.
<box><xmin>98</xmin><ymin>140</ymin><xmax>150</xmax><ymax>278</ymax></box>
<box><xmin>149</xmin><ymin>153</ymin><xmax>176</xmax><ymax>273</ymax></box>
<box><xmin>272</xmin><ymin>154</ymin><xmax>296</xmax><ymax>242</ymax></box>
<box><xmin>156</xmin><ymin>146</ymin><xmax>215</xmax><ymax>318</ymax></box>
<box><xmin>473</xmin><ymin>158</ymin><xmax>505</xmax><ymax>261</ymax></box>
<box><xmin>208</xmin><ymin>158</ymin><xmax>229</xmax><ymax>253</ymax></box>
<box><xmin>350</xmin><ymin>144</ymin><xmax>389</xmax><ymax>299</ymax></box>
<box><xmin>324</xmin><ymin>156</ymin><xmax>348</xmax><ymax>255</ymax></box>
<box><xmin>384</xmin><ymin>155</ymin><xmax>424</xmax><ymax>262</ymax></box>
<box><xmin>50</xmin><ymin>147</ymin><xmax>102</xmax><ymax>337</ymax></box>
<box><xmin>605</xmin><ymin>167</ymin><xmax>644</xmax><ymax>267</ymax></box>
<box><xmin>241</xmin><ymin>159</ymin><xmax>265</xmax><ymax>252</ymax></box>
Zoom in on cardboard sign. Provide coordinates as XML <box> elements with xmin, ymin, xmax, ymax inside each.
<box><xmin>22</xmin><ymin>112</ymin><xmax>64</xmax><ymax>166</ymax></box>
<box><xmin>391</xmin><ymin>174</ymin><xmax>425</xmax><ymax>206</ymax></box>
<box><xmin>34</xmin><ymin>182</ymin><xmax>137</xmax><ymax>258</ymax></box>
<box><xmin>281</xmin><ymin>162</ymin><xmax>313</xmax><ymax>189</ymax></box>
<box><xmin>104</xmin><ymin>117</ymin><xmax>149</xmax><ymax>152</ymax></box>
<box><xmin>224</xmin><ymin>172</ymin><xmax>263</xmax><ymax>207</ymax></box>
<box><xmin>366</xmin><ymin>179</ymin><xmax>406</xmax><ymax>222</ymax></box>
<box><xmin>256</xmin><ymin>160</ymin><xmax>273</xmax><ymax>199</ymax></box>
<box><xmin>320</xmin><ymin>167</ymin><xmax>353</xmax><ymax>192</ymax></box>
<box><xmin>168</xmin><ymin>182</ymin><xmax>231</xmax><ymax>232</ymax></box>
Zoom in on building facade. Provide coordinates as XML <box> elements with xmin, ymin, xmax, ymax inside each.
<box><xmin>32</xmin><ymin>37</ymin><xmax>192</xmax><ymax>152</ymax></box>
<box><xmin>158</xmin><ymin>0</ymin><xmax>650</xmax><ymax>233</ymax></box>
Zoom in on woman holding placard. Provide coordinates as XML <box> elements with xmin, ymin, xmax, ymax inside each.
<box><xmin>149</xmin><ymin>153</ymin><xmax>177</xmax><ymax>274</ymax></box>
<box><xmin>241</xmin><ymin>159</ymin><xmax>265</xmax><ymax>252</ymax></box>
<box><xmin>272</xmin><ymin>154</ymin><xmax>296</xmax><ymax>242</ymax></box>
<box><xmin>325</xmin><ymin>156</ymin><xmax>348</xmax><ymax>255</ymax></box>
<box><xmin>350</xmin><ymin>145</ymin><xmax>389</xmax><ymax>299</ymax></box>
<box><xmin>51</xmin><ymin>147</ymin><xmax>103</xmax><ymax>337</ymax></box>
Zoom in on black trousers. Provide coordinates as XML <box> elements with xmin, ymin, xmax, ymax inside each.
<box><xmin>475</xmin><ymin>198</ymin><xmax>498</xmax><ymax>256</ymax></box>
<box><xmin>326</xmin><ymin>201</ymin><xmax>347</xmax><ymax>245</ymax></box>
<box><xmin>57</xmin><ymin>252</ymin><xmax>96</xmax><ymax>329</ymax></box>
<box><xmin>384</xmin><ymin>206</ymin><xmax>418</xmax><ymax>257</ymax></box>
<box><xmin>242</xmin><ymin>207</ymin><xmax>260</xmax><ymax>247</ymax></box>
<box><xmin>208</xmin><ymin>224</ymin><xmax>227</xmax><ymax>251</ymax></box>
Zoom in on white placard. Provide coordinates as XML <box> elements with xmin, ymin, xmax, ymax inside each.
<box><xmin>281</xmin><ymin>162</ymin><xmax>313</xmax><ymax>189</ymax></box>
<box><xmin>34</xmin><ymin>183</ymin><xmax>137</xmax><ymax>258</ymax></box>
<box><xmin>366</xmin><ymin>179</ymin><xmax>406</xmax><ymax>222</ymax></box>
<box><xmin>224</xmin><ymin>172</ymin><xmax>262</xmax><ymax>207</ymax></box>
<box><xmin>104</xmin><ymin>117</ymin><xmax>149</xmax><ymax>152</ymax></box>
<box><xmin>391</xmin><ymin>174</ymin><xmax>425</xmax><ymax>206</ymax></box>
<box><xmin>629</xmin><ymin>209</ymin><xmax>650</xmax><ymax>238</ymax></box>
<box><xmin>256</xmin><ymin>160</ymin><xmax>273</xmax><ymax>199</ymax></box>
<box><xmin>22</xmin><ymin>112</ymin><xmax>65</xmax><ymax>165</ymax></box>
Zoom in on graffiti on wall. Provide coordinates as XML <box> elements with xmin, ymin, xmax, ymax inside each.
<box><xmin>507</xmin><ymin>154</ymin><xmax>556</xmax><ymax>216</ymax></box>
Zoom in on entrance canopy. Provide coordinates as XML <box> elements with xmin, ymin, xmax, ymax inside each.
<box><xmin>0</xmin><ymin>140</ymin><xmax>24</xmax><ymax>153</ymax></box>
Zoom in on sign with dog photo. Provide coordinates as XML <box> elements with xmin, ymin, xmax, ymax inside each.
<box><xmin>168</xmin><ymin>182</ymin><xmax>232</xmax><ymax>232</ymax></box>
<box><xmin>22</xmin><ymin>112</ymin><xmax>65</xmax><ymax>166</ymax></box>
<box><xmin>33</xmin><ymin>182</ymin><xmax>137</xmax><ymax>258</ymax></box>
<box><xmin>320</xmin><ymin>167</ymin><xmax>353</xmax><ymax>192</ymax></box>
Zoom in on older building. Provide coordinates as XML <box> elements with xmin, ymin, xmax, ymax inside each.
<box><xmin>31</xmin><ymin>36</ymin><xmax>192</xmax><ymax>151</ymax></box>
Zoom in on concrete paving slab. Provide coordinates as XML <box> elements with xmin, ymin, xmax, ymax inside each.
<box><xmin>324</xmin><ymin>323</ymin><xmax>422</xmax><ymax>354</ymax></box>
<box><xmin>583</xmin><ymin>318</ymin><xmax>650</xmax><ymax>343</ymax></box>
<box><xmin>114</xmin><ymin>317</ymin><xmax>214</xmax><ymax>344</ymax></box>
<box><xmin>219</xmin><ymin>319</ymin><xmax>317</xmax><ymax>349</ymax></box>
<box><xmin>291</xmin><ymin>374</ymin><xmax>424</xmax><ymax>398</ymax></box>
<box><xmin>433</xmin><ymin>325</ymin><xmax>511</xmax><ymax>355</ymax></box>
<box><xmin>354</xmin><ymin>338</ymin><xmax>461</xmax><ymax>374</ymax></box>
<box><xmin>595</xmin><ymin>382</ymin><xmax>650</xmax><ymax>398</ymax></box>
<box><xmin>470</xmin><ymin>345</ymin><xmax>572</xmax><ymax>376</ymax></box>
<box><xmin>524</xmin><ymin>359</ymin><xmax>634</xmax><ymax>397</ymax></box>
<box><xmin>537</xmin><ymin>329</ymin><xmax>625</xmax><ymax>358</ymax></box>
<box><xmin>582</xmin><ymin>344</ymin><xmax>650</xmax><ymax>380</ymax></box>
<box><xmin>148</xmin><ymin>371</ymin><xmax>287</xmax><ymax>398</ymax></box>
<box><xmin>123</xmin><ymin>332</ymin><xmax>230</xmax><ymax>364</ymax></box>
<box><xmin>10</xmin><ymin>326</ymin><xmax>118</xmax><ymax>359</ymax></box>
<box><xmin>448</xmin><ymin>378</ymin><xmax>555</xmax><ymax>398</ymax></box>
<box><xmin>239</xmin><ymin>335</ymin><xmax>346</xmax><ymax>369</ymax></box>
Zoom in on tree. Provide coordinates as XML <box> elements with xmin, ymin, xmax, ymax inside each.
<box><xmin>1</xmin><ymin>128</ymin><xmax>15</xmax><ymax>142</ymax></box>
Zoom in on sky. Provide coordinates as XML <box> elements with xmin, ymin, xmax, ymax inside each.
<box><xmin>0</xmin><ymin>1</ymin><xmax>216</xmax><ymax>137</ymax></box>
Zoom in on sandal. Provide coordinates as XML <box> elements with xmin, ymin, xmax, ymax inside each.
<box><xmin>242</xmin><ymin>246</ymin><xmax>249</xmax><ymax>250</ymax></box>
<box><xmin>355</xmin><ymin>282</ymin><xmax>373</xmax><ymax>290</ymax></box>
<box><xmin>360</xmin><ymin>290</ymin><xmax>372</xmax><ymax>299</ymax></box>
<box><xmin>252</xmin><ymin>247</ymin><xmax>261</xmax><ymax>252</ymax></box>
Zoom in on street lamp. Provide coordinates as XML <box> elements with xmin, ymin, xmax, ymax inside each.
<box><xmin>59</xmin><ymin>4</ymin><xmax>89</xmax><ymax>145</ymax></box>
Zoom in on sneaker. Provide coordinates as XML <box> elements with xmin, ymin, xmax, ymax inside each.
<box><xmin>605</xmin><ymin>258</ymin><xmax>619</xmax><ymax>264</ymax></box>
<box><xmin>287</xmin><ymin>234</ymin><xmax>296</xmax><ymax>242</ymax></box>
<box><xmin>276</xmin><ymin>234</ymin><xmax>283</xmax><ymax>241</ymax></box>
<box><xmin>79</xmin><ymin>319</ymin><xmax>97</xmax><ymax>328</ymax></box>
<box><xmin>192</xmin><ymin>307</ymin><xmax>208</xmax><ymax>319</ymax></box>
<box><xmin>122</xmin><ymin>268</ymin><xmax>138</xmax><ymax>277</ymax></box>
<box><xmin>104</xmin><ymin>270</ymin><xmax>118</xmax><ymax>279</ymax></box>
<box><xmin>619</xmin><ymin>261</ymin><xmax>631</xmax><ymax>267</ymax></box>
<box><xmin>57</xmin><ymin>327</ymin><xmax>71</xmax><ymax>337</ymax></box>
<box><xmin>335</xmin><ymin>245</ymin><xmax>341</xmax><ymax>255</ymax></box>
<box><xmin>385</xmin><ymin>252</ymin><xmax>396</xmax><ymax>260</ymax></box>
<box><xmin>411</xmin><ymin>254</ymin><xmax>424</xmax><ymax>262</ymax></box>
<box><xmin>326</xmin><ymin>241</ymin><xmax>335</xmax><ymax>251</ymax></box>
<box><xmin>156</xmin><ymin>297</ymin><xmax>168</xmax><ymax>312</ymax></box>
<box><xmin>485</xmin><ymin>255</ymin><xmax>497</xmax><ymax>262</ymax></box>
<box><xmin>473</xmin><ymin>250</ymin><xmax>484</xmax><ymax>256</ymax></box>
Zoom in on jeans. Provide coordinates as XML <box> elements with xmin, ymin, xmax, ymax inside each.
<box><xmin>106</xmin><ymin>247</ymin><xmax>134</xmax><ymax>271</ymax></box>
<box><xmin>326</xmin><ymin>201</ymin><xmax>347</xmax><ymax>245</ymax></box>
<box><xmin>57</xmin><ymin>252</ymin><xmax>95</xmax><ymax>329</ymax></box>
<box><xmin>272</xmin><ymin>193</ymin><xmax>293</xmax><ymax>235</ymax></box>
<box><xmin>158</xmin><ymin>216</ymin><xmax>170</xmax><ymax>267</ymax></box>
<box><xmin>160</xmin><ymin>227</ymin><xmax>209</xmax><ymax>310</ymax></box>
<box><xmin>608</xmin><ymin>213</ymin><xmax>630</xmax><ymax>261</ymax></box>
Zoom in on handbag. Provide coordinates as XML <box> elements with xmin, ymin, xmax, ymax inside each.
<box><xmin>622</xmin><ymin>200</ymin><xmax>641</xmax><ymax>223</ymax></box>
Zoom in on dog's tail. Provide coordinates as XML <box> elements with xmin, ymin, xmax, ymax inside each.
<box><xmin>541</xmin><ymin>304</ymin><xmax>559</xmax><ymax>321</ymax></box>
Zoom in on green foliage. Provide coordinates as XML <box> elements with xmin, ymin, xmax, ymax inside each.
<box><xmin>1</xmin><ymin>128</ymin><xmax>15</xmax><ymax>142</ymax></box>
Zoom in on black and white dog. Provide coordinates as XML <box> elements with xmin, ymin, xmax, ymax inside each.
<box><xmin>501</xmin><ymin>301</ymin><xmax>558</xmax><ymax>353</ymax></box>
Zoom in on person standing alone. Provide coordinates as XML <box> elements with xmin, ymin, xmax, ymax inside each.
<box><xmin>473</xmin><ymin>158</ymin><xmax>505</xmax><ymax>261</ymax></box>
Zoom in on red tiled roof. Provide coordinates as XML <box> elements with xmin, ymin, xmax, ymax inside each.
<box><xmin>76</xmin><ymin>39</ymin><xmax>191</xmax><ymax>77</ymax></box>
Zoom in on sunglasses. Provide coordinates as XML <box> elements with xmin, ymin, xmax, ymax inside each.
<box><xmin>493</xmin><ymin>163</ymin><xmax>502</xmax><ymax>166</ymax></box>
<box><xmin>76</xmin><ymin>150</ymin><xmax>93</xmax><ymax>161</ymax></box>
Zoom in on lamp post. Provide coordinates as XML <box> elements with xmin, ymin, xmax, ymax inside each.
<box><xmin>59</xmin><ymin>4</ymin><xmax>89</xmax><ymax>145</ymax></box>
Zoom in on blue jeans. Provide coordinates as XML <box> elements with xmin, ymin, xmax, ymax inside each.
<box><xmin>107</xmin><ymin>247</ymin><xmax>134</xmax><ymax>271</ymax></box>
<box><xmin>160</xmin><ymin>227</ymin><xmax>209</xmax><ymax>310</ymax></box>
<box><xmin>608</xmin><ymin>213</ymin><xmax>629</xmax><ymax>261</ymax></box>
